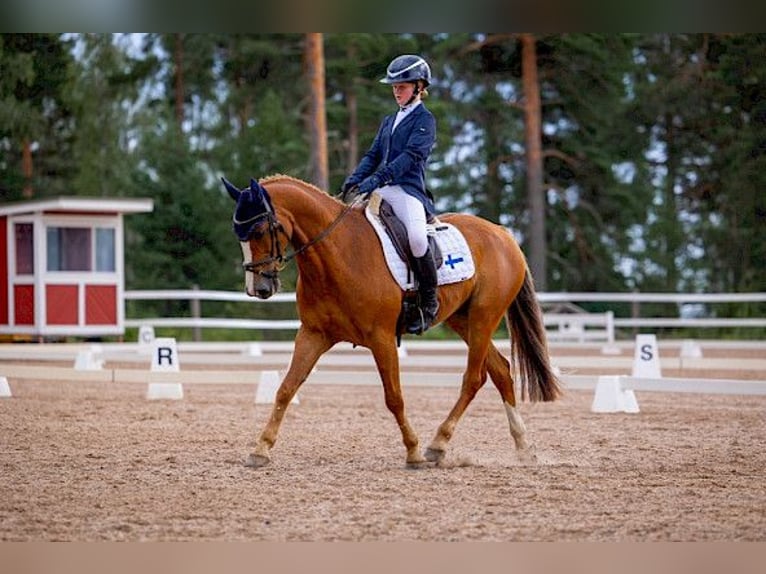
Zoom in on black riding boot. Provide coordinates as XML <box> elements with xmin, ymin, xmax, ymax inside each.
<box><xmin>407</xmin><ymin>248</ymin><xmax>440</xmax><ymax>334</ymax></box>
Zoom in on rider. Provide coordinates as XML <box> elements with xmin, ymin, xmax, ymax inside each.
<box><xmin>341</xmin><ymin>54</ymin><xmax>439</xmax><ymax>335</ymax></box>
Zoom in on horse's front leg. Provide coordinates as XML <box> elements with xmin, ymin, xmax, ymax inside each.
<box><xmin>246</xmin><ymin>327</ymin><xmax>332</xmax><ymax>468</ymax></box>
<box><xmin>370</xmin><ymin>340</ymin><xmax>426</xmax><ymax>468</ymax></box>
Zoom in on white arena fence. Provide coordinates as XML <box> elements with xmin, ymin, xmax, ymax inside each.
<box><xmin>1</xmin><ymin>339</ymin><xmax>765</xmax><ymax>411</ymax></box>
<box><xmin>124</xmin><ymin>290</ymin><xmax>766</xmax><ymax>341</ymax></box>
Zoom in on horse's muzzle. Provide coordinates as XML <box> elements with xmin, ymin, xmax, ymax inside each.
<box><xmin>246</xmin><ymin>275</ymin><xmax>280</xmax><ymax>299</ymax></box>
<box><xmin>253</xmin><ymin>286</ymin><xmax>276</xmax><ymax>299</ymax></box>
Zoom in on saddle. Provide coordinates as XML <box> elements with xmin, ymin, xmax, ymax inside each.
<box><xmin>365</xmin><ymin>192</ymin><xmax>475</xmax><ymax>292</ymax></box>
<box><xmin>376</xmin><ymin>198</ymin><xmax>444</xmax><ymax>272</ymax></box>
<box><xmin>366</xmin><ymin>195</ymin><xmax>477</xmax><ymax>344</ymax></box>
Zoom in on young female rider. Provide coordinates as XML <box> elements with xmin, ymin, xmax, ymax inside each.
<box><xmin>341</xmin><ymin>54</ymin><xmax>438</xmax><ymax>334</ymax></box>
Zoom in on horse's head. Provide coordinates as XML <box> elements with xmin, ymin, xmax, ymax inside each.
<box><xmin>222</xmin><ymin>176</ymin><xmax>285</xmax><ymax>299</ymax></box>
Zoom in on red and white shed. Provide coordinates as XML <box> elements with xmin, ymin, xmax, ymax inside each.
<box><xmin>0</xmin><ymin>196</ymin><xmax>153</xmax><ymax>339</ymax></box>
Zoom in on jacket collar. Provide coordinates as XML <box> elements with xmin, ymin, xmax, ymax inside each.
<box><xmin>390</xmin><ymin>102</ymin><xmax>426</xmax><ymax>132</ymax></box>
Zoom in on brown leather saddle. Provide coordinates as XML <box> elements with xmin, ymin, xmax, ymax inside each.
<box><xmin>377</xmin><ymin>199</ymin><xmax>444</xmax><ymax>272</ymax></box>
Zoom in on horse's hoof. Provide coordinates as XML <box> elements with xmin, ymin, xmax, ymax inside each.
<box><xmin>405</xmin><ymin>458</ymin><xmax>432</xmax><ymax>470</ymax></box>
<box><xmin>244</xmin><ymin>453</ymin><xmax>270</xmax><ymax>468</ymax></box>
<box><xmin>424</xmin><ymin>447</ymin><xmax>446</xmax><ymax>463</ymax></box>
<box><xmin>517</xmin><ymin>448</ymin><xmax>538</xmax><ymax>465</ymax></box>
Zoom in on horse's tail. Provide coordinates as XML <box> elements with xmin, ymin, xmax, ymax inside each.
<box><xmin>506</xmin><ymin>270</ymin><xmax>562</xmax><ymax>402</ymax></box>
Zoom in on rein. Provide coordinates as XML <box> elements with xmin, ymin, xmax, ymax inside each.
<box><xmin>241</xmin><ymin>196</ymin><xmax>361</xmax><ymax>277</ymax></box>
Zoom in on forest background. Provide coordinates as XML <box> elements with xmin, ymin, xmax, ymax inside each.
<box><xmin>1</xmin><ymin>33</ymin><xmax>763</xmax><ymax>337</ymax></box>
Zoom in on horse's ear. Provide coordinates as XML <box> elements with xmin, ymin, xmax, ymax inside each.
<box><xmin>250</xmin><ymin>178</ymin><xmax>275</xmax><ymax>214</ymax></box>
<box><xmin>221</xmin><ymin>177</ymin><xmax>241</xmax><ymax>202</ymax></box>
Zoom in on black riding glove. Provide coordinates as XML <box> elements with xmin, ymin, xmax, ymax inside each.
<box><xmin>357</xmin><ymin>174</ymin><xmax>382</xmax><ymax>196</ymax></box>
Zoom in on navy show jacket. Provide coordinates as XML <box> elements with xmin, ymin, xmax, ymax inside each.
<box><xmin>347</xmin><ymin>103</ymin><xmax>436</xmax><ymax>215</ymax></box>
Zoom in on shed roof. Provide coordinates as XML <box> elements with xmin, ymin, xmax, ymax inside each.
<box><xmin>0</xmin><ymin>196</ymin><xmax>154</xmax><ymax>217</ymax></box>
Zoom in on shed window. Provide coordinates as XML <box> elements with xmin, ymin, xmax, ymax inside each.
<box><xmin>47</xmin><ymin>227</ymin><xmax>92</xmax><ymax>271</ymax></box>
<box><xmin>95</xmin><ymin>228</ymin><xmax>115</xmax><ymax>271</ymax></box>
<box><xmin>15</xmin><ymin>223</ymin><xmax>34</xmax><ymax>274</ymax></box>
<box><xmin>46</xmin><ymin>225</ymin><xmax>117</xmax><ymax>273</ymax></box>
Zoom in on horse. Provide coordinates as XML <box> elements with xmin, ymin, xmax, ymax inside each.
<box><xmin>222</xmin><ymin>174</ymin><xmax>561</xmax><ymax>468</ymax></box>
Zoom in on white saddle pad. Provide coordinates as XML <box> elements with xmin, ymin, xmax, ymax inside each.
<box><xmin>365</xmin><ymin>193</ymin><xmax>475</xmax><ymax>291</ymax></box>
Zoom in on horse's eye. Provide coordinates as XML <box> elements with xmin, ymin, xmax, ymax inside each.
<box><xmin>247</xmin><ymin>222</ymin><xmax>268</xmax><ymax>240</ymax></box>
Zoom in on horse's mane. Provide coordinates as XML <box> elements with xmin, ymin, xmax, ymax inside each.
<box><xmin>259</xmin><ymin>173</ymin><xmax>344</xmax><ymax>206</ymax></box>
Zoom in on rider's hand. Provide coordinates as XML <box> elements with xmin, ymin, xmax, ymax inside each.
<box><xmin>357</xmin><ymin>174</ymin><xmax>382</xmax><ymax>196</ymax></box>
<box><xmin>339</xmin><ymin>179</ymin><xmax>359</xmax><ymax>201</ymax></box>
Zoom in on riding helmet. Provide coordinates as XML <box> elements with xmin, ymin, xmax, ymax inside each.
<box><xmin>380</xmin><ymin>54</ymin><xmax>432</xmax><ymax>86</ymax></box>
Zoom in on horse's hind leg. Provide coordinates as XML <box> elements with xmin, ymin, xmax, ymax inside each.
<box><xmin>246</xmin><ymin>327</ymin><xmax>332</xmax><ymax>468</ymax></box>
<box><xmin>440</xmin><ymin>316</ymin><xmax>533</xmax><ymax>459</ymax></box>
<box><xmin>485</xmin><ymin>345</ymin><xmax>534</xmax><ymax>457</ymax></box>
<box><xmin>424</xmin><ymin>316</ymin><xmax>493</xmax><ymax>463</ymax></box>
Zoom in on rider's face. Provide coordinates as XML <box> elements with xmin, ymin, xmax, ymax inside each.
<box><xmin>392</xmin><ymin>82</ymin><xmax>416</xmax><ymax>107</ymax></box>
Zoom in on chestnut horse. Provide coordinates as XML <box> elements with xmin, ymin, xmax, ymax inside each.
<box><xmin>223</xmin><ymin>174</ymin><xmax>561</xmax><ymax>468</ymax></box>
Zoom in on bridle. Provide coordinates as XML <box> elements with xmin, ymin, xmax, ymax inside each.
<box><xmin>237</xmin><ymin>195</ymin><xmax>360</xmax><ymax>278</ymax></box>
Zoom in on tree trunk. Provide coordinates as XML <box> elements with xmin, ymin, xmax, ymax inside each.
<box><xmin>662</xmin><ymin>111</ymin><xmax>681</xmax><ymax>291</ymax></box>
<box><xmin>520</xmin><ymin>33</ymin><xmax>546</xmax><ymax>290</ymax></box>
<box><xmin>305</xmin><ymin>33</ymin><xmax>328</xmax><ymax>190</ymax></box>
<box><xmin>173</xmin><ymin>34</ymin><xmax>185</xmax><ymax>131</ymax></box>
<box><xmin>346</xmin><ymin>89</ymin><xmax>358</xmax><ymax>172</ymax></box>
<box><xmin>22</xmin><ymin>138</ymin><xmax>33</xmax><ymax>198</ymax></box>
<box><xmin>345</xmin><ymin>43</ymin><xmax>359</xmax><ymax>173</ymax></box>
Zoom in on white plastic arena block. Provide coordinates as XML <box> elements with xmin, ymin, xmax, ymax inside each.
<box><xmin>0</xmin><ymin>376</ymin><xmax>11</xmax><ymax>398</ymax></box>
<box><xmin>255</xmin><ymin>370</ymin><xmax>299</xmax><ymax>405</ymax></box>
<box><xmin>138</xmin><ymin>325</ymin><xmax>156</xmax><ymax>353</ymax></box>
<box><xmin>245</xmin><ymin>343</ymin><xmax>263</xmax><ymax>357</ymax></box>
<box><xmin>74</xmin><ymin>350</ymin><xmax>104</xmax><ymax>371</ymax></box>
<box><xmin>146</xmin><ymin>338</ymin><xmax>183</xmax><ymax>400</ymax></box>
<box><xmin>146</xmin><ymin>382</ymin><xmax>184</xmax><ymax>400</ymax></box>
<box><xmin>600</xmin><ymin>343</ymin><xmax>622</xmax><ymax>355</ymax></box>
<box><xmin>151</xmin><ymin>338</ymin><xmax>180</xmax><ymax>372</ymax></box>
<box><xmin>680</xmin><ymin>339</ymin><xmax>703</xmax><ymax>359</ymax></box>
<box><xmin>591</xmin><ymin>375</ymin><xmax>640</xmax><ymax>414</ymax></box>
<box><xmin>631</xmin><ymin>334</ymin><xmax>662</xmax><ymax>378</ymax></box>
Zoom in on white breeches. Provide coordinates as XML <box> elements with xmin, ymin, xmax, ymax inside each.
<box><xmin>376</xmin><ymin>185</ymin><xmax>429</xmax><ymax>257</ymax></box>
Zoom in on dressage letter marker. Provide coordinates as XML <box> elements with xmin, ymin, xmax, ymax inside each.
<box><xmin>0</xmin><ymin>376</ymin><xmax>11</xmax><ymax>398</ymax></box>
<box><xmin>632</xmin><ymin>334</ymin><xmax>662</xmax><ymax>378</ymax></box>
<box><xmin>138</xmin><ymin>325</ymin><xmax>156</xmax><ymax>353</ymax></box>
<box><xmin>245</xmin><ymin>343</ymin><xmax>263</xmax><ymax>357</ymax></box>
<box><xmin>680</xmin><ymin>339</ymin><xmax>703</xmax><ymax>358</ymax></box>
<box><xmin>74</xmin><ymin>347</ymin><xmax>104</xmax><ymax>371</ymax></box>
<box><xmin>255</xmin><ymin>370</ymin><xmax>299</xmax><ymax>405</ymax></box>
<box><xmin>591</xmin><ymin>375</ymin><xmax>640</xmax><ymax>413</ymax></box>
<box><xmin>146</xmin><ymin>337</ymin><xmax>183</xmax><ymax>400</ymax></box>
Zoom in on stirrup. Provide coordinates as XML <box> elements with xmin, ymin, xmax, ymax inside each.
<box><xmin>405</xmin><ymin>307</ymin><xmax>428</xmax><ymax>335</ymax></box>
<box><xmin>405</xmin><ymin>304</ymin><xmax>437</xmax><ymax>335</ymax></box>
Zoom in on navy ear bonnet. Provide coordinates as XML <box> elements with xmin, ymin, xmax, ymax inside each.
<box><xmin>222</xmin><ymin>177</ymin><xmax>276</xmax><ymax>241</ymax></box>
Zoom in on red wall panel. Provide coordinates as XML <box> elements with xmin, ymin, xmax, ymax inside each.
<box><xmin>0</xmin><ymin>217</ymin><xmax>7</xmax><ymax>324</ymax></box>
<box><xmin>46</xmin><ymin>285</ymin><xmax>78</xmax><ymax>325</ymax></box>
<box><xmin>14</xmin><ymin>285</ymin><xmax>34</xmax><ymax>325</ymax></box>
<box><xmin>86</xmin><ymin>285</ymin><xmax>117</xmax><ymax>325</ymax></box>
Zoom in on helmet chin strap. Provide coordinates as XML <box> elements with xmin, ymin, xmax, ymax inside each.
<box><xmin>403</xmin><ymin>82</ymin><xmax>421</xmax><ymax>107</ymax></box>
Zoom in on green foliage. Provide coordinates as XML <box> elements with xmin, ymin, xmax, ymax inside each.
<box><xmin>0</xmin><ymin>33</ymin><xmax>75</xmax><ymax>200</ymax></box>
<box><xmin>124</xmin><ymin>116</ymin><xmax>240</xmax><ymax>318</ymax></box>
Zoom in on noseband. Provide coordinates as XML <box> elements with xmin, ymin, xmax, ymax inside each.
<box><xmin>239</xmin><ymin>210</ymin><xmax>286</xmax><ymax>279</ymax></box>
